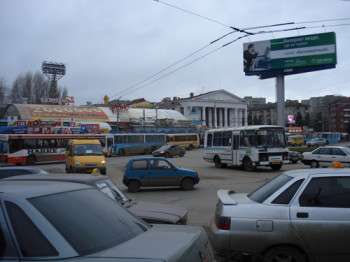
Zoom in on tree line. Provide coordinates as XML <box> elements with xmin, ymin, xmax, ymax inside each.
<box><xmin>0</xmin><ymin>71</ymin><xmax>67</xmax><ymax>106</ymax></box>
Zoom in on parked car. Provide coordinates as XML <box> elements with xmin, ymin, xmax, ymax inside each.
<box><xmin>0</xmin><ymin>166</ymin><xmax>49</xmax><ymax>179</ymax></box>
<box><xmin>306</xmin><ymin>138</ymin><xmax>327</xmax><ymax>147</ymax></box>
<box><xmin>210</xmin><ymin>168</ymin><xmax>350</xmax><ymax>262</ymax></box>
<box><xmin>3</xmin><ymin>173</ymin><xmax>188</xmax><ymax>224</ymax></box>
<box><xmin>123</xmin><ymin>157</ymin><xmax>199</xmax><ymax>192</ymax></box>
<box><xmin>152</xmin><ymin>144</ymin><xmax>185</xmax><ymax>158</ymax></box>
<box><xmin>288</xmin><ymin>150</ymin><xmax>302</xmax><ymax>164</ymax></box>
<box><xmin>0</xmin><ymin>180</ymin><xmax>214</xmax><ymax>262</ymax></box>
<box><xmin>301</xmin><ymin>146</ymin><xmax>350</xmax><ymax>168</ymax></box>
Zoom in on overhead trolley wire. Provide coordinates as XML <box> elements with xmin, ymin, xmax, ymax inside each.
<box><xmin>109</xmin><ymin>0</ymin><xmax>350</xmax><ymax>100</ymax></box>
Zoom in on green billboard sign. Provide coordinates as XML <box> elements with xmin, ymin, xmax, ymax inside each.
<box><xmin>243</xmin><ymin>32</ymin><xmax>336</xmax><ymax>76</ymax></box>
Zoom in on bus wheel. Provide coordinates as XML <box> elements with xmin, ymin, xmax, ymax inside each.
<box><xmin>181</xmin><ymin>178</ymin><xmax>194</xmax><ymax>190</ymax></box>
<box><xmin>26</xmin><ymin>155</ymin><xmax>36</xmax><ymax>165</ymax></box>
<box><xmin>271</xmin><ymin>164</ymin><xmax>282</xmax><ymax>171</ymax></box>
<box><xmin>243</xmin><ymin>157</ymin><xmax>256</xmax><ymax>171</ymax></box>
<box><xmin>118</xmin><ymin>149</ymin><xmax>125</xmax><ymax>156</ymax></box>
<box><xmin>214</xmin><ymin>156</ymin><xmax>223</xmax><ymax>168</ymax></box>
<box><xmin>65</xmin><ymin>166</ymin><xmax>70</xmax><ymax>173</ymax></box>
<box><xmin>128</xmin><ymin>180</ymin><xmax>141</xmax><ymax>192</ymax></box>
<box><xmin>188</xmin><ymin>144</ymin><xmax>194</xmax><ymax>150</ymax></box>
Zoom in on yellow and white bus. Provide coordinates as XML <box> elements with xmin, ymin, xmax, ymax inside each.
<box><xmin>166</xmin><ymin>133</ymin><xmax>200</xmax><ymax>150</ymax></box>
<box><xmin>203</xmin><ymin>125</ymin><xmax>289</xmax><ymax>171</ymax></box>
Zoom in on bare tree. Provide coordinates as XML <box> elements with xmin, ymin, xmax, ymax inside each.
<box><xmin>9</xmin><ymin>71</ymin><xmax>67</xmax><ymax>104</ymax></box>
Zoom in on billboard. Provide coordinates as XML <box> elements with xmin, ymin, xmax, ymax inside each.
<box><xmin>243</xmin><ymin>32</ymin><xmax>336</xmax><ymax>77</ymax></box>
<box><xmin>42</xmin><ymin>62</ymin><xmax>66</xmax><ymax>75</ymax></box>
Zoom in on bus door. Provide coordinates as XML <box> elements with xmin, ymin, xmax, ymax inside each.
<box><xmin>231</xmin><ymin>132</ymin><xmax>240</xmax><ymax>165</ymax></box>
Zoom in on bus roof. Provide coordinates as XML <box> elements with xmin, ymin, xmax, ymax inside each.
<box><xmin>206</xmin><ymin>125</ymin><xmax>285</xmax><ymax>133</ymax></box>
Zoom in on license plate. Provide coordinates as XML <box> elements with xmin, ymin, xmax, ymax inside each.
<box><xmin>272</xmin><ymin>161</ymin><xmax>281</xmax><ymax>164</ymax></box>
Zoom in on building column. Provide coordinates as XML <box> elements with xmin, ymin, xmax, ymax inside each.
<box><xmin>213</xmin><ymin>106</ymin><xmax>217</xmax><ymax>128</ymax></box>
<box><xmin>201</xmin><ymin>106</ymin><xmax>206</xmax><ymax>125</ymax></box>
<box><xmin>234</xmin><ymin>108</ymin><xmax>238</xmax><ymax>127</ymax></box>
<box><xmin>224</xmin><ymin>108</ymin><xmax>228</xmax><ymax>127</ymax></box>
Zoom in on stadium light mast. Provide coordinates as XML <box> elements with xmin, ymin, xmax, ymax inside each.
<box><xmin>42</xmin><ymin>61</ymin><xmax>66</xmax><ymax>101</ymax></box>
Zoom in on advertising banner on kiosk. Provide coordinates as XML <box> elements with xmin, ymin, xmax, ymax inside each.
<box><xmin>243</xmin><ymin>32</ymin><xmax>337</xmax><ymax>76</ymax></box>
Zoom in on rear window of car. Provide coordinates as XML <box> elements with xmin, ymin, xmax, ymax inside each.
<box><xmin>29</xmin><ymin>188</ymin><xmax>149</xmax><ymax>256</ymax></box>
<box><xmin>248</xmin><ymin>174</ymin><xmax>293</xmax><ymax>203</ymax></box>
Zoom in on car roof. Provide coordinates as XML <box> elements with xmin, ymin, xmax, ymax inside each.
<box><xmin>282</xmin><ymin>168</ymin><xmax>350</xmax><ymax>179</ymax></box>
<box><xmin>130</xmin><ymin>157</ymin><xmax>168</xmax><ymax>161</ymax></box>
<box><xmin>2</xmin><ymin>173</ymin><xmax>108</xmax><ymax>184</ymax></box>
<box><xmin>0</xmin><ymin>180</ymin><xmax>92</xmax><ymax>198</ymax></box>
<box><xmin>0</xmin><ymin>166</ymin><xmax>45</xmax><ymax>171</ymax></box>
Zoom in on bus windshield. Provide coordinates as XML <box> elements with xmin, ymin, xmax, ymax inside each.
<box><xmin>255</xmin><ymin>129</ymin><xmax>286</xmax><ymax>148</ymax></box>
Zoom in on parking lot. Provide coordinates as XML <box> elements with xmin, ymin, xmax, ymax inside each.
<box><xmin>37</xmin><ymin>148</ymin><xmax>308</xmax><ymax>230</ymax></box>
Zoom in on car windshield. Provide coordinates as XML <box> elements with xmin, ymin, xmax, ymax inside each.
<box><xmin>158</xmin><ymin>145</ymin><xmax>171</xmax><ymax>150</ymax></box>
<box><xmin>88</xmin><ymin>178</ymin><xmax>128</xmax><ymax>204</ymax></box>
<box><xmin>29</xmin><ymin>188</ymin><xmax>149</xmax><ymax>255</ymax></box>
<box><xmin>73</xmin><ymin>144</ymin><xmax>103</xmax><ymax>155</ymax></box>
<box><xmin>342</xmin><ymin>147</ymin><xmax>350</xmax><ymax>155</ymax></box>
<box><xmin>248</xmin><ymin>174</ymin><xmax>293</xmax><ymax>203</ymax></box>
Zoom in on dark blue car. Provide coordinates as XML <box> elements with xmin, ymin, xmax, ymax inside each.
<box><xmin>123</xmin><ymin>157</ymin><xmax>199</xmax><ymax>192</ymax></box>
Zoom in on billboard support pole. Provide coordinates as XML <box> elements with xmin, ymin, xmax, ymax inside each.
<box><xmin>276</xmin><ymin>75</ymin><xmax>285</xmax><ymax>127</ymax></box>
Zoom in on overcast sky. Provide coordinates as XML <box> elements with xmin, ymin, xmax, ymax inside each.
<box><xmin>1</xmin><ymin>0</ymin><xmax>349</xmax><ymax>106</ymax></box>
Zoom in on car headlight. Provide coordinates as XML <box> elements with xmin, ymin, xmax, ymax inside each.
<box><xmin>101</xmin><ymin>160</ymin><xmax>106</xmax><ymax>166</ymax></box>
<box><xmin>75</xmin><ymin>162</ymin><xmax>81</xmax><ymax>166</ymax></box>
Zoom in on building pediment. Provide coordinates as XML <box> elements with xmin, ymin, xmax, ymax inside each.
<box><xmin>182</xmin><ymin>89</ymin><xmax>247</xmax><ymax>104</ymax></box>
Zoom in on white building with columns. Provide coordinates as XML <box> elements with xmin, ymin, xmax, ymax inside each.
<box><xmin>157</xmin><ymin>89</ymin><xmax>248</xmax><ymax>129</ymax></box>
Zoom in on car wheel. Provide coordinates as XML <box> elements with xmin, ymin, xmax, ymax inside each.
<box><xmin>165</xmin><ymin>152</ymin><xmax>170</xmax><ymax>158</ymax></box>
<box><xmin>271</xmin><ymin>164</ymin><xmax>282</xmax><ymax>171</ymax></box>
<box><xmin>264</xmin><ymin>246</ymin><xmax>307</xmax><ymax>262</ymax></box>
<box><xmin>181</xmin><ymin>177</ymin><xmax>194</xmax><ymax>190</ymax></box>
<box><xmin>243</xmin><ymin>157</ymin><xmax>256</xmax><ymax>171</ymax></box>
<box><xmin>128</xmin><ymin>180</ymin><xmax>141</xmax><ymax>193</ymax></box>
<box><xmin>180</xmin><ymin>151</ymin><xmax>184</xmax><ymax>157</ymax></box>
<box><xmin>291</xmin><ymin>160</ymin><xmax>297</xmax><ymax>164</ymax></box>
<box><xmin>310</xmin><ymin>160</ymin><xmax>319</xmax><ymax>168</ymax></box>
<box><xmin>26</xmin><ymin>155</ymin><xmax>36</xmax><ymax>165</ymax></box>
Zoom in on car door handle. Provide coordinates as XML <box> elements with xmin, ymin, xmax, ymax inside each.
<box><xmin>297</xmin><ymin>212</ymin><xmax>309</xmax><ymax>218</ymax></box>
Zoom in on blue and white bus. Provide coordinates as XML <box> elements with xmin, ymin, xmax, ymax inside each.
<box><xmin>203</xmin><ymin>125</ymin><xmax>289</xmax><ymax>171</ymax></box>
<box><xmin>304</xmin><ymin>132</ymin><xmax>341</xmax><ymax>144</ymax></box>
<box><xmin>107</xmin><ymin>133</ymin><xmax>166</xmax><ymax>156</ymax></box>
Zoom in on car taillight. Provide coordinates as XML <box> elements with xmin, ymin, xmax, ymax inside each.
<box><xmin>216</xmin><ymin>216</ymin><xmax>231</xmax><ymax>230</ymax></box>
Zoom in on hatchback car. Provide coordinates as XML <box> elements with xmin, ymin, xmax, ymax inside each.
<box><xmin>3</xmin><ymin>173</ymin><xmax>188</xmax><ymax>225</ymax></box>
<box><xmin>210</xmin><ymin>168</ymin><xmax>350</xmax><ymax>262</ymax></box>
<box><xmin>152</xmin><ymin>144</ymin><xmax>185</xmax><ymax>158</ymax></box>
<box><xmin>0</xmin><ymin>180</ymin><xmax>214</xmax><ymax>262</ymax></box>
<box><xmin>306</xmin><ymin>138</ymin><xmax>327</xmax><ymax>147</ymax></box>
<box><xmin>123</xmin><ymin>157</ymin><xmax>199</xmax><ymax>192</ymax></box>
<box><xmin>0</xmin><ymin>166</ymin><xmax>49</xmax><ymax>179</ymax></box>
<box><xmin>301</xmin><ymin>146</ymin><xmax>350</xmax><ymax>168</ymax></box>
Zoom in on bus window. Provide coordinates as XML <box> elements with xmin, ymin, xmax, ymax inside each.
<box><xmin>207</xmin><ymin>134</ymin><xmax>212</xmax><ymax>147</ymax></box>
<box><xmin>213</xmin><ymin>132</ymin><xmax>222</xmax><ymax>146</ymax></box>
<box><xmin>241</xmin><ymin>131</ymin><xmax>255</xmax><ymax>147</ymax></box>
<box><xmin>223</xmin><ymin>131</ymin><xmax>232</xmax><ymax>146</ymax></box>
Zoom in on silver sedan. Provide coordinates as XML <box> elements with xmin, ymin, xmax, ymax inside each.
<box><xmin>1</xmin><ymin>180</ymin><xmax>214</xmax><ymax>262</ymax></box>
<box><xmin>210</xmin><ymin>168</ymin><xmax>350</xmax><ymax>262</ymax></box>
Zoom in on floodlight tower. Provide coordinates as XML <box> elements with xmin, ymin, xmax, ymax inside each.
<box><xmin>42</xmin><ymin>61</ymin><xmax>66</xmax><ymax>99</ymax></box>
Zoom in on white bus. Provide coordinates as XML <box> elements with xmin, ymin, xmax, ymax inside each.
<box><xmin>203</xmin><ymin>125</ymin><xmax>289</xmax><ymax>171</ymax></box>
